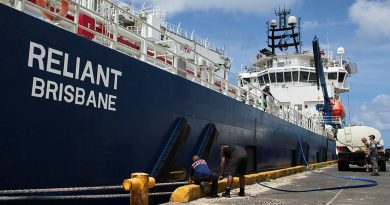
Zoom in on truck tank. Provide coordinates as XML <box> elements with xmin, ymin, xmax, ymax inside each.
<box><xmin>336</xmin><ymin>126</ymin><xmax>386</xmax><ymax>171</ymax></box>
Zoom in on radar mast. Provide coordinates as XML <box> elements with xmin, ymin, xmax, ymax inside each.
<box><xmin>265</xmin><ymin>7</ymin><xmax>301</xmax><ymax>55</ymax></box>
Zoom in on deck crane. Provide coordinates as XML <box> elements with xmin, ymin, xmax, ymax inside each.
<box><xmin>312</xmin><ymin>36</ymin><xmax>340</xmax><ymax>127</ymax></box>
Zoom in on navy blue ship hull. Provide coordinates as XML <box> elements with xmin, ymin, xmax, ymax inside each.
<box><xmin>0</xmin><ymin>4</ymin><xmax>335</xmax><ymax>204</ymax></box>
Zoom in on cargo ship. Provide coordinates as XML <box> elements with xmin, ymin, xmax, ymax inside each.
<box><xmin>0</xmin><ymin>1</ymin><xmax>349</xmax><ymax>204</ymax></box>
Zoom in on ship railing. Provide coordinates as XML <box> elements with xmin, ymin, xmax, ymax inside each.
<box><xmin>5</xmin><ymin>0</ymin><xmax>327</xmax><ymax>137</ymax></box>
<box><xmin>165</xmin><ymin>21</ymin><xmax>225</xmax><ymax>55</ymax></box>
<box><xmin>314</xmin><ymin>116</ymin><xmax>342</xmax><ymax>125</ymax></box>
<box><xmin>238</xmin><ymin>82</ymin><xmax>326</xmax><ymax>135</ymax></box>
<box><xmin>166</xmin><ymin>22</ymin><xmax>194</xmax><ymax>40</ymax></box>
<box><xmin>335</xmin><ymin>82</ymin><xmax>349</xmax><ymax>90</ymax></box>
<box><xmin>16</xmin><ymin>0</ymin><xmax>188</xmax><ymax>75</ymax></box>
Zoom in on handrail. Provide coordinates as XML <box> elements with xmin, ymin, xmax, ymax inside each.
<box><xmin>165</xmin><ymin>21</ymin><xmax>224</xmax><ymax>55</ymax></box>
<box><xmin>6</xmin><ymin>0</ymin><xmax>328</xmax><ymax>137</ymax></box>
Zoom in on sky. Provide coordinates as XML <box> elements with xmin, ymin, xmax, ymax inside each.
<box><xmin>129</xmin><ymin>0</ymin><xmax>390</xmax><ymax>148</ymax></box>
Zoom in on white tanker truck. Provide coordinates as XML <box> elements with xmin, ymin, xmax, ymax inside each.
<box><xmin>336</xmin><ymin>125</ymin><xmax>387</xmax><ymax>171</ymax></box>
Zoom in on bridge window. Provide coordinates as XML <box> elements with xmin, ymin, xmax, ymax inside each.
<box><xmin>292</xmin><ymin>71</ymin><xmax>298</xmax><ymax>82</ymax></box>
<box><xmin>270</xmin><ymin>72</ymin><xmax>276</xmax><ymax>83</ymax></box>
<box><xmin>328</xmin><ymin>72</ymin><xmax>337</xmax><ymax>80</ymax></box>
<box><xmin>308</xmin><ymin>72</ymin><xmax>316</xmax><ymax>82</ymax></box>
<box><xmin>294</xmin><ymin>104</ymin><xmax>302</xmax><ymax>111</ymax></box>
<box><xmin>284</xmin><ymin>72</ymin><xmax>292</xmax><ymax>82</ymax></box>
<box><xmin>258</xmin><ymin>76</ymin><xmax>265</xmax><ymax>85</ymax></box>
<box><xmin>267</xmin><ymin>60</ymin><xmax>273</xmax><ymax>68</ymax></box>
<box><xmin>243</xmin><ymin>78</ymin><xmax>250</xmax><ymax>83</ymax></box>
<box><xmin>299</xmin><ymin>71</ymin><xmax>309</xmax><ymax>82</ymax></box>
<box><xmin>276</xmin><ymin>72</ymin><xmax>284</xmax><ymax>83</ymax></box>
<box><xmin>263</xmin><ymin>74</ymin><xmax>270</xmax><ymax>83</ymax></box>
<box><xmin>338</xmin><ymin>72</ymin><xmax>346</xmax><ymax>83</ymax></box>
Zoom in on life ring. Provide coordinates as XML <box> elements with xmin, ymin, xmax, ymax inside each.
<box><xmin>36</xmin><ymin>0</ymin><xmax>69</xmax><ymax>21</ymax></box>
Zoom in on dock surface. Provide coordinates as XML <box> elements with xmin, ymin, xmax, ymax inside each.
<box><xmin>170</xmin><ymin>162</ymin><xmax>389</xmax><ymax>205</ymax></box>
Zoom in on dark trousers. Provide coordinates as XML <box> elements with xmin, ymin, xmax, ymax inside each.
<box><xmin>194</xmin><ymin>174</ymin><xmax>218</xmax><ymax>196</ymax></box>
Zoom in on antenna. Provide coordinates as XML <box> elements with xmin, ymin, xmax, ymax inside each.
<box><xmin>240</xmin><ymin>34</ymin><xmax>244</xmax><ymax>73</ymax></box>
<box><xmin>326</xmin><ymin>32</ymin><xmax>330</xmax><ymax>62</ymax></box>
<box><xmin>268</xmin><ymin>8</ymin><xmax>301</xmax><ymax>55</ymax></box>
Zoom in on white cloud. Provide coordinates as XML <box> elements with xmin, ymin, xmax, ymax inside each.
<box><xmin>349</xmin><ymin>0</ymin><xmax>390</xmax><ymax>39</ymax></box>
<box><xmin>352</xmin><ymin>94</ymin><xmax>390</xmax><ymax>130</ymax></box>
<box><xmin>130</xmin><ymin>0</ymin><xmax>300</xmax><ymax>15</ymax></box>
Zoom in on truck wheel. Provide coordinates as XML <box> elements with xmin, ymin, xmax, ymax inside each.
<box><xmin>344</xmin><ymin>162</ymin><xmax>349</xmax><ymax>171</ymax></box>
<box><xmin>379</xmin><ymin>161</ymin><xmax>386</xmax><ymax>171</ymax></box>
<box><xmin>338</xmin><ymin>161</ymin><xmax>349</xmax><ymax>171</ymax></box>
<box><xmin>338</xmin><ymin>161</ymin><xmax>343</xmax><ymax>171</ymax></box>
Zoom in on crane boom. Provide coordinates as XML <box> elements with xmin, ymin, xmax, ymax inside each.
<box><xmin>312</xmin><ymin>36</ymin><xmax>333</xmax><ymax>124</ymax></box>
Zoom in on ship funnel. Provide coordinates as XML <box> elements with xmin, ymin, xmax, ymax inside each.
<box><xmin>270</xmin><ymin>20</ymin><xmax>277</xmax><ymax>27</ymax></box>
<box><xmin>288</xmin><ymin>16</ymin><xmax>297</xmax><ymax>26</ymax></box>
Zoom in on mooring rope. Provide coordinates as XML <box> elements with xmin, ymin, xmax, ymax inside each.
<box><xmin>154</xmin><ymin>181</ymin><xmax>188</xmax><ymax>187</ymax></box>
<box><xmin>0</xmin><ymin>185</ymin><xmax>123</xmax><ymax>195</ymax></box>
<box><xmin>0</xmin><ymin>194</ymin><xmax>129</xmax><ymax>201</ymax></box>
<box><xmin>0</xmin><ymin>180</ymin><xmax>185</xmax><ymax>201</ymax></box>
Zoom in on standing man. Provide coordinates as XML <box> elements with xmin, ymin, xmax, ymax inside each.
<box><xmin>262</xmin><ymin>84</ymin><xmax>273</xmax><ymax>110</ymax></box>
<box><xmin>368</xmin><ymin>135</ymin><xmax>379</xmax><ymax>176</ymax></box>
<box><xmin>262</xmin><ymin>84</ymin><xmax>273</xmax><ymax>99</ymax></box>
<box><xmin>188</xmin><ymin>155</ymin><xmax>219</xmax><ymax>197</ymax></box>
<box><xmin>361</xmin><ymin>137</ymin><xmax>370</xmax><ymax>173</ymax></box>
<box><xmin>219</xmin><ymin>144</ymin><xmax>248</xmax><ymax>197</ymax></box>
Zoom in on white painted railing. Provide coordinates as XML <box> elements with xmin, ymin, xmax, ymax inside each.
<box><xmin>165</xmin><ymin>22</ymin><xmax>224</xmax><ymax>55</ymax></box>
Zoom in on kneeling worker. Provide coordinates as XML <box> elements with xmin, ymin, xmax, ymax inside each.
<box><xmin>219</xmin><ymin>144</ymin><xmax>248</xmax><ymax>197</ymax></box>
<box><xmin>188</xmin><ymin>155</ymin><xmax>219</xmax><ymax>197</ymax></box>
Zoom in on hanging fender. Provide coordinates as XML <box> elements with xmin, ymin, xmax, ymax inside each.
<box><xmin>36</xmin><ymin>0</ymin><xmax>69</xmax><ymax>21</ymax></box>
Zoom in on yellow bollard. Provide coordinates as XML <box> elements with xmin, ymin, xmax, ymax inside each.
<box><xmin>122</xmin><ymin>173</ymin><xmax>156</xmax><ymax>205</ymax></box>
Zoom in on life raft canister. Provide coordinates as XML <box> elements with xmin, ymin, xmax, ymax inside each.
<box><xmin>37</xmin><ymin>0</ymin><xmax>69</xmax><ymax>21</ymax></box>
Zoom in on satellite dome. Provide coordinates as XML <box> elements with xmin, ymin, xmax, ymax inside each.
<box><xmin>288</xmin><ymin>16</ymin><xmax>297</xmax><ymax>26</ymax></box>
<box><xmin>337</xmin><ymin>47</ymin><xmax>345</xmax><ymax>55</ymax></box>
<box><xmin>270</xmin><ymin>20</ymin><xmax>277</xmax><ymax>27</ymax></box>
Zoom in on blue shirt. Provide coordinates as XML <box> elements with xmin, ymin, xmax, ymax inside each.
<box><xmin>189</xmin><ymin>159</ymin><xmax>212</xmax><ymax>177</ymax></box>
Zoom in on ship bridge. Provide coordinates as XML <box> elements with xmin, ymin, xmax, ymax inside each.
<box><xmin>239</xmin><ymin>8</ymin><xmax>357</xmax><ymax>120</ymax></box>
<box><xmin>240</xmin><ymin>52</ymin><xmax>354</xmax><ymax>93</ymax></box>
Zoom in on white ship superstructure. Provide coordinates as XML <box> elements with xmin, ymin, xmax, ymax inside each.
<box><xmin>239</xmin><ymin>8</ymin><xmax>357</xmax><ymax>124</ymax></box>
